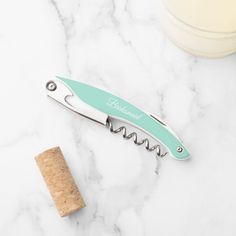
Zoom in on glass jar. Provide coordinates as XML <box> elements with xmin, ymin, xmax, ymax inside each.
<box><xmin>160</xmin><ymin>0</ymin><xmax>236</xmax><ymax>57</ymax></box>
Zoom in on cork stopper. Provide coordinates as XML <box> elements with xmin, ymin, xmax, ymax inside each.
<box><xmin>35</xmin><ymin>147</ymin><xmax>85</xmax><ymax>217</ymax></box>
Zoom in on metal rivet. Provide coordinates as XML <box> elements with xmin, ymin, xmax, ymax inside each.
<box><xmin>46</xmin><ymin>81</ymin><xmax>57</xmax><ymax>91</ymax></box>
<box><xmin>177</xmin><ymin>147</ymin><xmax>183</xmax><ymax>153</ymax></box>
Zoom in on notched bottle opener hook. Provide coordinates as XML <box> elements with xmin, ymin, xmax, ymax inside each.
<box><xmin>46</xmin><ymin>77</ymin><xmax>190</xmax><ymax>172</ymax></box>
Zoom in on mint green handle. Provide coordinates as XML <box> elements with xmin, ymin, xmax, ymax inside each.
<box><xmin>58</xmin><ymin>77</ymin><xmax>190</xmax><ymax>160</ymax></box>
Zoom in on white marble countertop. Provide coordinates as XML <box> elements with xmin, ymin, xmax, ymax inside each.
<box><xmin>1</xmin><ymin>0</ymin><xmax>236</xmax><ymax>235</ymax></box>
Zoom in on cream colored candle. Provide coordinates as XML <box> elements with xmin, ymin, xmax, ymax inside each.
<box><xmin>160</xmin><ymin>0</ymin><xmax>236</xmax><ymax>57</ymax></box>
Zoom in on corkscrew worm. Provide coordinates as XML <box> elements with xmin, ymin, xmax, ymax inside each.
<box><xmin>106</xmin><ymin>119</ymin><xmax>167</xmax><ymax>158</ymax></box>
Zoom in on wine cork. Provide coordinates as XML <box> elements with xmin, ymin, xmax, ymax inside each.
<box><xmin>35</xmin><ymin>147</ymin><xmax>85</xmax><ymax>217</ymax></box>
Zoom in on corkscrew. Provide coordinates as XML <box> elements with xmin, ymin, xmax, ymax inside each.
<box><xmin>46</xmin><ymin>76</ymin><xmax>190</xmax><ymax>164</ymax></box>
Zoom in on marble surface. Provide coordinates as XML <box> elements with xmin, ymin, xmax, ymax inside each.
<box><xmin>1</xmin><ymin>0</ymin><xmax>236</xmax><ymax>235</ymax></box>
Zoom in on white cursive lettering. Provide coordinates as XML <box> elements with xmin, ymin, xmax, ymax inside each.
<box><xmin>106</xmin><ymin>98</ymin><xmax>142</xmax><ymax>120</ymax></box>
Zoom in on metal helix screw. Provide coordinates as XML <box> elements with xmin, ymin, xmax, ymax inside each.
<box><xmin>106</xmin><ymin>119</ymin><xmax>168</xmax><ymax>158</ymax></box>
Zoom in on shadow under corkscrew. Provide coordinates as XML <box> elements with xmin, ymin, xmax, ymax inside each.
<box><xmin>106</xmin><ymin>118</ymin><xmax>168</xmax><ymax>174</ymax></box>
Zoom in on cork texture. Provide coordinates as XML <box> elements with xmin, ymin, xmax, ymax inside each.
<box><xmin>35</xmin><ymin>147</ymin><xmax>85</xmax><ymax>217</ymax></box>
